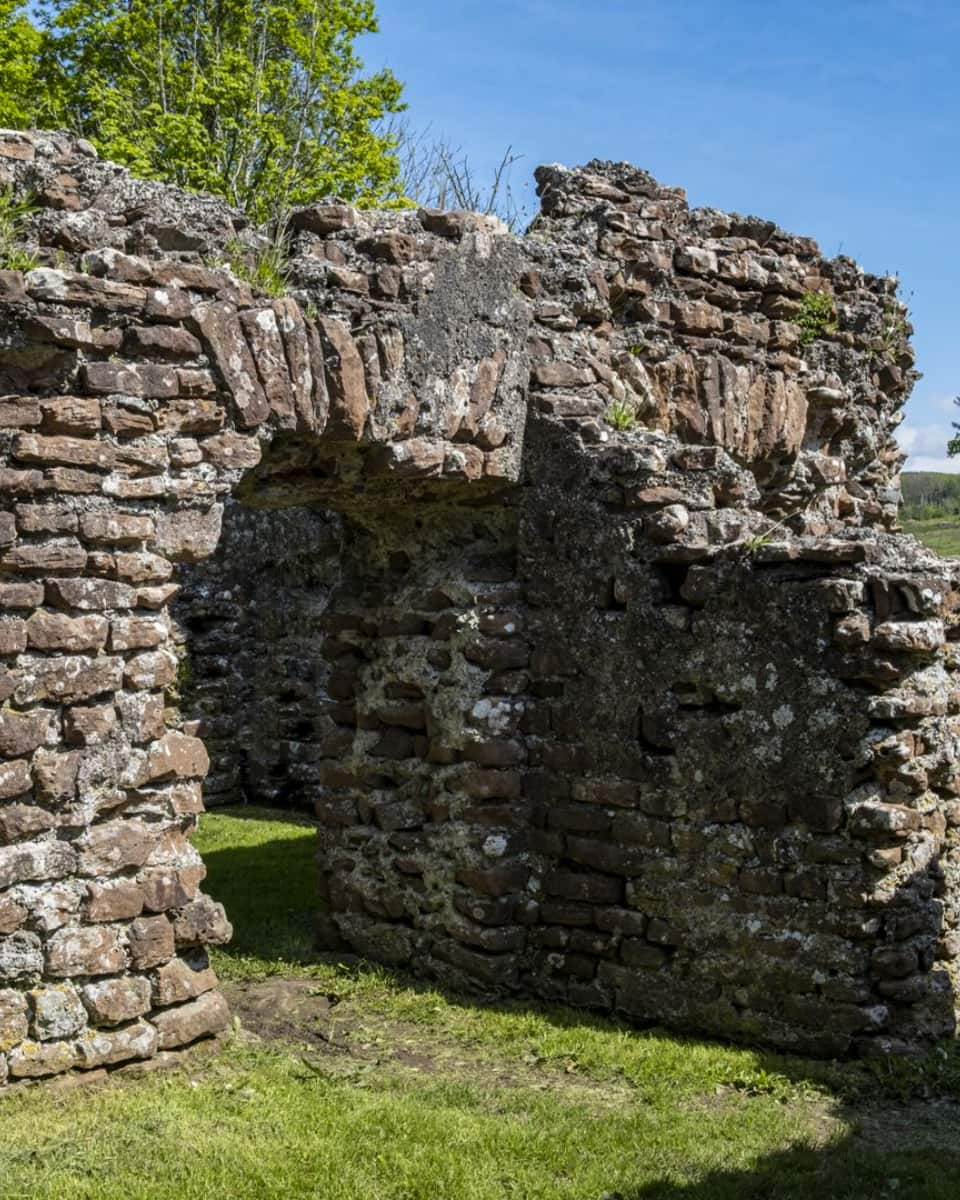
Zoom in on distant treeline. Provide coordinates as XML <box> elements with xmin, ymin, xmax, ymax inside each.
<box><xmin>901</xmin><ymin>472</ymin><xmax>960</xmax><ymax>520</ymax></box>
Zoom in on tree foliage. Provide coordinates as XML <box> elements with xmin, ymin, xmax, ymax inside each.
<box><xmin>3</xmin><ymin>1</ymin><xmax>406</xmax><ymax>219</ymax></box>
<box><xmin>0</xmin><ymin>2</ymin><xmax>43</xmax><ymax>129</ymax></box>
<box><xmin>948</xmin><ymin>397</ymin><xmax>960</xmax><ymax>459</ymax></box>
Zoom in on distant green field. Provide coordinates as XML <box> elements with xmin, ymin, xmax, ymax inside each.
<box><xmin>901</xmin><ymin>471</ymin><xmax>960</xmax><ymax>522</ymax></box>
<box><xmin>902</xmin><ymin>518</ymin><xmax>960</xmax><ymax>558</ymax></box>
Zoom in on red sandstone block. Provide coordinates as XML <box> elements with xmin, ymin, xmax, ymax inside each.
<box><xmin>0</xmin><ymin>399</ymin><xmax>41</xmax><ymax>428</ymax></box>
<box><xmin>39</xmin><ymin>397</ymin><xmax>101</xmax><ymax>436</ymax></box>
<box><xmin>64</xmin><ymin>702</ymin><xmax>117</xmax><ymax>746</ymax></box>
<box><xmin>0</xmin><ymin>582</ymin><xmax>42</xmax><ymax>608</ymax></box>
<box><xmin>81</xmin><ymin>976</ymin><xmax>152</xmax><ymax>1025</ymax></box>
<box><xmin>0</xmin><ymin>765</ymin><xmax>34</xmax><ymax>806</ymax></box>
<box><xmin>25</xmin><ymin>268</ymin><xmax>146</xmax><ymax>311</ymax></box>
<box><xmin>102</xmin><ymin>405</ymin><xmax>155</xmax><ymax>437</ymax></box>
<box><xmin>7</xmin><ymin>1039</ymin><xmax>77</xmax><ymax>1078</ymax></box>
<box><xmin>40</xmin><ymin>467</ymin><xmax>104</xmax><ymax>494</ymax></box>
<box><xmin>0</xmin><ymin>839</ymin><xmax>76</xmax><ymax>891</ymax></box>
<box><xmin>85</xmin><ymin>880</ymin><xmax>145</xmax><ymax>922</ymax></box>
<box><xmin>1</xmin><ymin>542</ymin><xmax>88</xmax><ymax>573</ymax></box>
<box><xmin>151</xmin><ymin>990</ymin><xmax>230</xmax><ymax>1049</ymax></box>
<box><xmin>15</xmin><ymin>434</ymin><xmax>114</xmax><ymax>471</ymax></box>
<box><xmin>75</xmin><ymin>1019</ymin><xmax>158</xmax><ymax>1067</ymax></box>
<box><xmin>14</xmin><ymin>654</ymin><xmax>123</xmax><ymax>704</ymax></box>
<box><xmin>15</xmin><ymin>503</ymin><xmax>78</xmax><ymax>534</ymax></box>
<box><xmin>46</xmin><ymin>577</ymin><xmax>136</xmax><ymax>611</ymax></box>
<box><xmin>79</xmin><ymin>512</ymin><xmax>155</xmax><ymax>545</ymax></box>
<box><xmin>128</xmin><ymin>915</ymin><xmax>176</xmax><ymax>968</ymax></box>
<box><xmin>76</xmin><ymin>819</ymin><xmax>160</xmax><ymax>875</ymax></box>
<box><xmin>26</xmin><ymin>611</ymin><xmax>108</xmax><ymax>652</ymax></box>
<box><xmin>172</xmin><ymin>897</ymin><xmax>232</xmax><ymax>947</ymax></box>
<box><xmin>152</xmin><ymin>955</ymin><xmax>217</xmax><ymax>1006</ymax></box>
<box><xmin>0</xmin><ymin>709</ymin><xmax>54</xmax><ymax>758</ymax></box>
<box><xmin>0</xmin><ymin>618</ymin><xmax>26</xmax><ymax>655</ymax></box>
<box><xmin>0</xmin><ymin>469</ymin><xmax>43</xmax><ymax>494</ymax></box>
<box><xmin>126</xmin><ymin>325</ymin><xmax>202</xmax><ymax>359</ymax></box>
<box><xmin>33</xmin><ymin>748</ymin><xmax>81</xmax><ymax>804</ymax></box>
<box><xmin>114</xmin><ymin>552</ymin><xmax>173</xmax><ymax>584</ymax></box>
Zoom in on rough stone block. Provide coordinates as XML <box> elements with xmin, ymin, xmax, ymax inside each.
<box><xmin>151</xmin><ymin>991</ymin><xmax>230</xmax><ymax>1049</ymax></box>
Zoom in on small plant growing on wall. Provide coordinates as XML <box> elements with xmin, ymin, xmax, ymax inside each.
<box><xmin>797</xmin><ymin>290</ymin><xmax>838</xmax><ymax>344</ymax></box>
<box><xmin>606</xmin><ymin>399</ymin><xmax>638</xmax><ymax>431</ymax></box>
<box><xmin>873</xmin><ymin>293</ymin><xmax>910</xmax><ymax>358</ymax></box>
<box><xmin>224</xmin><ymin>239</ymin><xmax>290</xmax><ymax>298</ymax></box>
<box><xmin>0</xmin><ymin>187</ymin><xmax>38</xmax><ymax>271</ymax></box>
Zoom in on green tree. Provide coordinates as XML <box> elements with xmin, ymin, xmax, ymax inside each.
<box><xmin>7</xmin><ymin>1</ymin><xmax>405</xmax><ymax>219</ymax></box>
<box><xmin>0</xmin><ymin>2</ymin><xmax>43</xmax><ymax>128</ymax></box>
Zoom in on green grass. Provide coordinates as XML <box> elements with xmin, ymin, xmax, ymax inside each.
<box><xmin>0</xmin><ymin>186</ymin><xmax>38</xmax><ymax>272</ymax></box>
<box><xmin>223</xmin><ymin>239</ymin><xmax>290</xmax><ymax>297</ymax></box>
<box><xmin>3</xmin><ymin>806</ymin><xmax>960</xmax><ymax>1198</ymax></box>
<box><xmin>195</xmin><ymin>806</ymin><xmax>319</xmax><ymax>974</ymax></box>
<box><xmin>902</xmin><ymin>517</ymin><xmax>960</xmax><ymax>557</ymax></box>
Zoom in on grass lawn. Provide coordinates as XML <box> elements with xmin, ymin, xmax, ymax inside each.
<box><xmin>2</xmin><ymin>807</ymin><xmax>960</xmax><ymax>1199</ymax></box>
<box><xmin>902</xmin><ymin>517</ymin><xmax>960</xmax><ymax>557</ymax></box>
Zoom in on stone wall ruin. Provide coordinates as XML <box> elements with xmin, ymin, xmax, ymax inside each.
<box><xmin>0</xmin><ymin>127</ymin><xmax>957</xmax><ymax>1082</ymax></box>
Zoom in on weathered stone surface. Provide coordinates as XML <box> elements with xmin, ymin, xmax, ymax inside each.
<box><xmin>127</xmin><ymin>915</ymin><xmax>175</xmax><ymax>968</ymax></box>
<box><xmin>0</xmin><ymin>762</ymin><xmax>33</xmax><ymax>803</ymax></box>
<box><xmin>0</xmin><ymin>932</ymin><xmax>43</xmax><ymax>982</ymax></box>
<box><xmin>153</xmin><ymin>507</ymin><xmax>222</xmax><ymax>564</ymax></box>
<box><xmin>33</xmin><ymin>748</ymin><xmax>81</xmax><ymax>804</ymax></box>
<box><xmin>123</xmin><ymin>648</ymin><xmax>178</xmax><ymax>690</ymax></box>
<box><xmin>0</xmin><ymin>709</ymin><xmax>52</xmax><ymax>758</ymax></box>
<box><xmin>76</xmin><ymin>820</ymin><xmax>159</xmax><ymax>875</ymax></box>
<box><xmin>46</xmin><ymin>577</ymin><xmax>136</xmax><ymax>611</ymax></box>
<box><xmin>0</xmin><ymin>841</ymin><xmax>76</xmax><ymax>889</ymax></box>
<box><xmin>14</xmin><ymin>655</ymin><xmax>123</xmax><ymax>704</ymax></box>
<box><xmin>317</xmin><ymin>317</ymin><xmax>368</xmax><ymax>438</ymax></box>
<box><xmin>0</xmin><ymin>988</ymin><xmax>29</xmax><ymax>1050</ymax></box>
<box><xmin>75</xmin><ymin>1018</ymin><xmax>158</xmax><ymax>1068</ymax></box>
<box><xmin>7</xmin><ymin>1038</ymin><xmax>78</xmax><ymax>1077</ymax></box>
<box><xmin>151</xmin><ymin>990</ymin><xmax>230</xmax><ymax>1048</ymax></box>
<box><xmin>194</xmin><ymin>301</ymin><xmax>269</xmax><ymax>427</ymax></box>
<box><xmin>64</xmin><ymin>702</ymin><xmax>117</xmax><ymax>745</ymax></box>
<box><xmin>0</xmin><ymin>131</ymin><xmax>951</xmax><ymax>1081</ymax></box>
<box><xmin>26</xmin><ymin>611</ymin><xmax>108</xmax><ymax>652</ymax></box>
<box><xmin>81</xmin><ymin>976</ymin><xmax>152</xmax><ymax>1025</ymax></box>
<box><xmin>152</xmin><ymin>954</ymin><xmax>217</xmax><ymax>1006</ymax></box>
<box><xmin>46</xmin><ymin>926</ymin><xmax>126</xmax><ymax>976</ymax></box>
<box><xmin>86</xmin><ymin>880</ymin><xmax>145</xmax><ymax>922</ymax></box>
<box><xmin>172</xmin><ymin>898</ymin><xmax>232</xmax><ymax>947</ymax></box>
<box><xmin>125</xmin><ymin>732</ymin><xmax>209</xmax><ymax>787</ymax></box>
<box><xmin>30</xmin><ymin>983</ymin><xmax>87</xmax><ymax>1040</ymax></box>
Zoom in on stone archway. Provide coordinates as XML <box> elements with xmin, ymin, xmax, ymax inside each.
<box><xmin>0</xmin><ymin>129</ymin><xmax>958</xmax><ymax>1085</ymax></box>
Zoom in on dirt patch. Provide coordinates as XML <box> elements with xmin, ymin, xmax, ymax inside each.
<box><xmin>225</xmin><ymin>979</ymin><xmax>337</xmax><ymax>1047</ymax></box>
<box><xmin>223</xmin><ymin>978</ymin><xmax>637</xmax><ymax>1106</ymax></box>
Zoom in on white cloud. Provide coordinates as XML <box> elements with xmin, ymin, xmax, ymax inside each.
<box><xmin>896</xmin><ymin>394</ymin><xmax>960</xmax><ymax>473</ymax></box>
<box><xmin>904</xmin><ymin>455</ymin><xmax>960</xmax><ymax>474</ymax></box>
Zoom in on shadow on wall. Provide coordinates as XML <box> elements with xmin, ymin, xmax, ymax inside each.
<box><xmin>174</xmin><ymin>500</ymin><xmax>342</xmax><ymax>811</ymax></box>
<box><xmin>195</xmin><ymin>815</ymin><xmax>960</xmax><ymax>1194</ymax></box>
<box><xmin>201</xmin><ymin>811</ymin><xmax>959</xmax><ymax>1060</ymax></box>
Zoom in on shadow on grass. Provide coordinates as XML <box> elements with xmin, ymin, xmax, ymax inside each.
<box><xmin>621</xmin><ymin>1142</ymin><xmax>960</xmax><ymax>1200</ymax></box>
<box><xmin>197</xmin><ymin>809</ymin><xmax>960</xmax><ymax>1198</ymax></box>
<box><xmin>197</xmin><ymin>812</ymin><xmax>320</xmax><ymax>963</ymax></box>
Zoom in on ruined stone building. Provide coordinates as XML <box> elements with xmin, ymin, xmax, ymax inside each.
<box><xmin>0</xmin><ymin>127</ymin><xmax>956</xmax><ymax>1083</ymax></box>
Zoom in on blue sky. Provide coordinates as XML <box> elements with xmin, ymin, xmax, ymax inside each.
<box><xmin>368</xmin><ymin>0</ymin><xmax>960</xmax><ymax>472</ymax></box>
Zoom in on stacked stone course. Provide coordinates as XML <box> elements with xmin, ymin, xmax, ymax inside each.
<box><xmin>0</xmin><ymin>126</ymin><xmax>957</xmax><ymax>1083</ymax></box>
